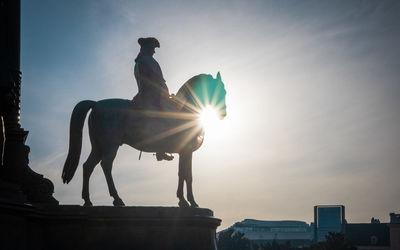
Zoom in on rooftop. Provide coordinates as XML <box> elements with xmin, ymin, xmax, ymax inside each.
<box><xmin>234</xmin><ymin>219</ymin><xmax>310</xmax><ymax>228</ymax></box>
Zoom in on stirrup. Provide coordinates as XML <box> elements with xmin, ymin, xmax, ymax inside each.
<box><xmin>156</xmin><ymin>153</ymin><xmax>174</xmax><ymax>161</ymax></box>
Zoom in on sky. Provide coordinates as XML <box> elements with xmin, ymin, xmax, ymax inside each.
<box><xmin>20</xmin><ymin>0</ymin><xmax>400</xmax><ymax>229</ymax></box>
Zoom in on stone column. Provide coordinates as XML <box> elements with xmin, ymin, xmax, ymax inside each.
<box><xmin>0</xmin><ymin>0</ymin><xmax>58</xmax><ymax>204</ymax></box>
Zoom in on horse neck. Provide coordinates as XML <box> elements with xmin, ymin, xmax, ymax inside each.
<box><xmin>175</xmin><ymin>79</ymin><xmax>205</xmax><ymax>114</ymax></box>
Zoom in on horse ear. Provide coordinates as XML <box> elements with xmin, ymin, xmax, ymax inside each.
<box><xmin>216</xmin><ymin>72</ymin><xmax>222</xmax><ymax>81</ymax></box>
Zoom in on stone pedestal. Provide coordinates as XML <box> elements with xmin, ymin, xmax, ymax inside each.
<box><xmin>0</xmin><ymin>202</ymin><xmax>221</xmax><ymax>250</ymax></box>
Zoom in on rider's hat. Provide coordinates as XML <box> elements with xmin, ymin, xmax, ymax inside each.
<box><xmin>138</xmin><ymin>37</ymin><xmax>160</xmax><ymax>48</ymax></box>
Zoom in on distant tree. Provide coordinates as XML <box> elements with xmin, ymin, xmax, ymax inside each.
<box><xmin>259</xmin><ymin>240</ymin><xmax>293</xmax><ymax>250</ymax></box>
<box><xmin>217</xmin><ymin>229</ymin><xmax>253</xmax><ymax>250</ymax></box>
<box><xmin>280</xmin><ymin>241</ymin><xmax>292</xmax><ymax>250</ymax></box>
<box><xmin>303</xmin><ymin>232</ymin><xmax>356</xmax><ymax>250</ymax></box>
<box><xmin>260</xmin><ymin>242</ymin><xmax>272</xmax><ymax>250</ymax></box>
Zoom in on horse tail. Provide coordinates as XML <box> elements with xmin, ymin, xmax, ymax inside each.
<box><xmin>62</xmin><ymin>100</ymin><xmax>96</xmax><ymax>184</ymax></box>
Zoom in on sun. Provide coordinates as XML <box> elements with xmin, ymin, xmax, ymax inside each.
<box><xmin>199</xmin><ymin>105</ymin><xmax>219</xmax><ymax>129</ymax></box>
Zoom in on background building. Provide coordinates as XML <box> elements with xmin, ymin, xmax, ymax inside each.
<box><xmin>218</xmin><ymin>209</ymin><xmax>400</xmax><ymax>249</ymax></box>
<box><xmin>221</xmin><ymin>219</ymin><xmax>312</xmax><ymax>247</ymax></box>
<box><xmin>314</xmin><ymin>205</ymin><xmax>345</xmax><ymax>242</ymax></box>
<box><xmin>388</xmin><ymin>213</ymin><xmax>400</xmax><ymax>250</ymax></box>
<box><xmin>345</xmin><ymin>222</ymin><xmax>390</xmax><ymax>250</ymax></box>
<box><xmin>343</xmin><ymin>213</ymin><xmax>400</xmax><ymax>250</ymax></box>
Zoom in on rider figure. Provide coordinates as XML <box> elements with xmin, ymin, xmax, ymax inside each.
<box><xmin>133</xmin><ymin>37</ymin><xmax>173</xmax><ymax>161</ymax></box>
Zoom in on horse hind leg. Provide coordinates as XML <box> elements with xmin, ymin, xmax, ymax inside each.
<box><xmin>82</xmin><ymin>150</ymin><xmax>100</xmax><ymax>206</ymax></box>
<box><xmin>101</xmin><ymin>146</ymin><xmax>125</xmax><ymax>207</ymax></box>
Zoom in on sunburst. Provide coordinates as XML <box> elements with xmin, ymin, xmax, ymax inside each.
<box><xmin>199</xmin><ymin>105</ymin><xmax>219</xmax><ymax>129</ymax></box>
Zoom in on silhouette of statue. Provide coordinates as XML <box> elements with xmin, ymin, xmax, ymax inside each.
<box><xmin>0</xmin><ymin>85</ymin><xmax>13</xmax><ymax>167</ymax></box>
<box><xmin>62</xmin><ymin>70</ymin><xmax>227</xmax><ymax>207</ymax></box>
<box><xmin>133</xmin><ymin>37</ymin><xmax>173</xmax><ymax>161</ymax></box>
<box><xmin>0</xmin><ymin>87</ymin><xmax>12</xmax><ymax>167</ymax></box>
<box><xmin>0</xmin><ymin>114</ymin><xmax>4</xmax><ymax>167</ymax></box>
<box><xmin>0</xmin><ymin>91</ymin><xmax>5</xmax><ymax>166</ymax></box>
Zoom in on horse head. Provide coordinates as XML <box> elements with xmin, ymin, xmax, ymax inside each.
<box><xmin>177</xmin><ymin>72</ymin><xmax>227</xmax><ymax>120</ymax></box>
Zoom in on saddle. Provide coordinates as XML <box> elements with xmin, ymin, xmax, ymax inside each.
<box><xmin>132</xmin><ymin>93</ymin><xmax>180</xmax><ymax>110</ymax></box>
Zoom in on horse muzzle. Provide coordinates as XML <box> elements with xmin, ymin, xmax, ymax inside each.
<box><xmin>219</xmin><ymin>109</ymin><xmax>227</xmax><ymax>120</ymax></box>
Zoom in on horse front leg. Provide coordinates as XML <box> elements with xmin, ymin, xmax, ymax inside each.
<box><xmin>177</xmin><ymin>151</ymin><xmax>198</xmax><ymax>207</ymax></box>
<box><xmin>101</xmin><ymin>146</ymin><xmax>125</xmax><ymax>207</ymax></box>
<box><xmin>177</xmin><ymin>152</ymin><xmax>190</xmax><ymax>207</ymax></box>
<box><xmin>185</xmin><ymin>152</ymin><xmax>198</xmax><ymax>208</ymax></box>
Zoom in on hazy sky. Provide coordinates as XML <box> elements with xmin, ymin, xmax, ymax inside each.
<box><xmin>20</xmin><ymin>0</ymin><xmax>399</xmax><ymax>229</ymax></box>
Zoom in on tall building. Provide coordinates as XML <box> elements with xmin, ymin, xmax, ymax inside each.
<box><xmin>314</xmin><ymin>205</ymin><xmax>345</xmax><ymax>242</ymax></box>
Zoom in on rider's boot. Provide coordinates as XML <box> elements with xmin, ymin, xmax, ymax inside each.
<box><xmin>156</xmin><ymin>152</ymin><xmax>174</xmax><ymax>161</ymax></box>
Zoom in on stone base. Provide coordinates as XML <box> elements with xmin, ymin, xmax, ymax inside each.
<box><xmin>1</xmin><ymin>128</ymin><xmax>58</xmax><ymax>205</ymax></box>
<box><xmin>0</xmin><ymin>202</ymin><xmax>221</xmax><ymax>250</ymax></box>
<box><xmin>0</xmin><ymin>180</ymin><xmax>26</xmax><ymax>203</ymax></box>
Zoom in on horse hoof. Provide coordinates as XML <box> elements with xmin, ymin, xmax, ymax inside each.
<box><xmin>113</xmin><ymin>198</ymin><xmax>125</xmax><ymax>207</ymax></box>
<box><xmin>83</xmin><ymin>201</ymin><xmax>93</xmax><ymax>207</ymax></box>
<box><xmin>179</xmin><ymin>200</ymin><xmax>190</xmax><ymax>207</ymax></box>
<box><xmin>189</xmin><ymin>201</ymin><xmax>199</xmax><ymax>208</ymax></box>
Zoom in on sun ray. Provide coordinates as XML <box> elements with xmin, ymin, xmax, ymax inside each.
<box><xmin>170</xmin><ymin>89</ymin><xmax>201</xmax><ymax>115</ymax></box>
<box><xmin>202</xmin><ymin>79</ymin><xmax>211</xmax><ymax>106</ymax></box>
<box><xmin>199</xmin><ymin>105</ymin><xmax>219</xmax><ymax>129</ymax></box>
<box><xmin>182</xmin><ymin>100</ymin><xmax>202</xmax><ymax>114</ymax></box>
<box><xmin>135</xmin><ymin>110</ymin><xmax>198</xmax><ymax>120</ymax></box>
<box><xmin>185</xmin><ymin>83</ymin><xmax>206</xmax><ymax>111</ymax></box>
<box><xmin>213</xmin><ymin>100</ymin><xmax>226</xmax><ymax>110</ymax></box>
<box><xmin>138</xmin><ymin>119</ymin><xmax>199</xmax><ymax>146</ymax></box>
<box><xmin>211</xmin><ymin>84</ymin><xmax>221</xmax><ymax>107</ymax></box>
<box><xmin>176</xmin><ymin>123</ymin><xmax>203</xmax><ymax>152</ymax></box>
<box><xmin>175</xmin><ymin>88</ymin><xmax>203</xmax><ymax>114</ymax></box>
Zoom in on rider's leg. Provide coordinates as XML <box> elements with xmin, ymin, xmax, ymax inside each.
<box><xmin>155</xmin><ymin>91</ymin><xmax>175</xmax><ymax>161</ymax></box>
<box><xmin>156</xmin><ymin>152</ymin><xmax>174</xmax><ymax>161</ymax></box>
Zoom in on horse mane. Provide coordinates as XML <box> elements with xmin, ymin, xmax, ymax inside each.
<box><xmin>175</xmin><ymin>74</ymin><xmax>214</xmax><ymax>111</ymax></box>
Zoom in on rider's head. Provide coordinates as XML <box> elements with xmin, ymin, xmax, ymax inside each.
<box><xmin>138</xmin><ymin>37</ymin><xmax>160</xmax><ymax>56</ymax></box>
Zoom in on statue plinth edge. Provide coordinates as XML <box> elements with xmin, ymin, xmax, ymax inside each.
<box><xmin>0</xmin><ymin>203</ymin><xmax>221</xmax><ymax>250</ymax></box>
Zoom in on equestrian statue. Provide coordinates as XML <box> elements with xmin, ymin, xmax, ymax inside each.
<box><xmin>61</xmin><ymin>38</ymin><xmax>227</xmax><ymax>207</ymax></box>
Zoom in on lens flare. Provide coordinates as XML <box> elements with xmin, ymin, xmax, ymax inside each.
<box><xmin>199</xmin><ymin>105</ymin><xmax>219</xmax><ymax>129</ymax></box>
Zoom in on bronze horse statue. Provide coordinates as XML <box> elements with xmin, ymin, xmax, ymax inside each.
<box><xmin>62</xmin><ymin>73</ymin><xmax>227</xmax><ymax>207</ymax></box>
